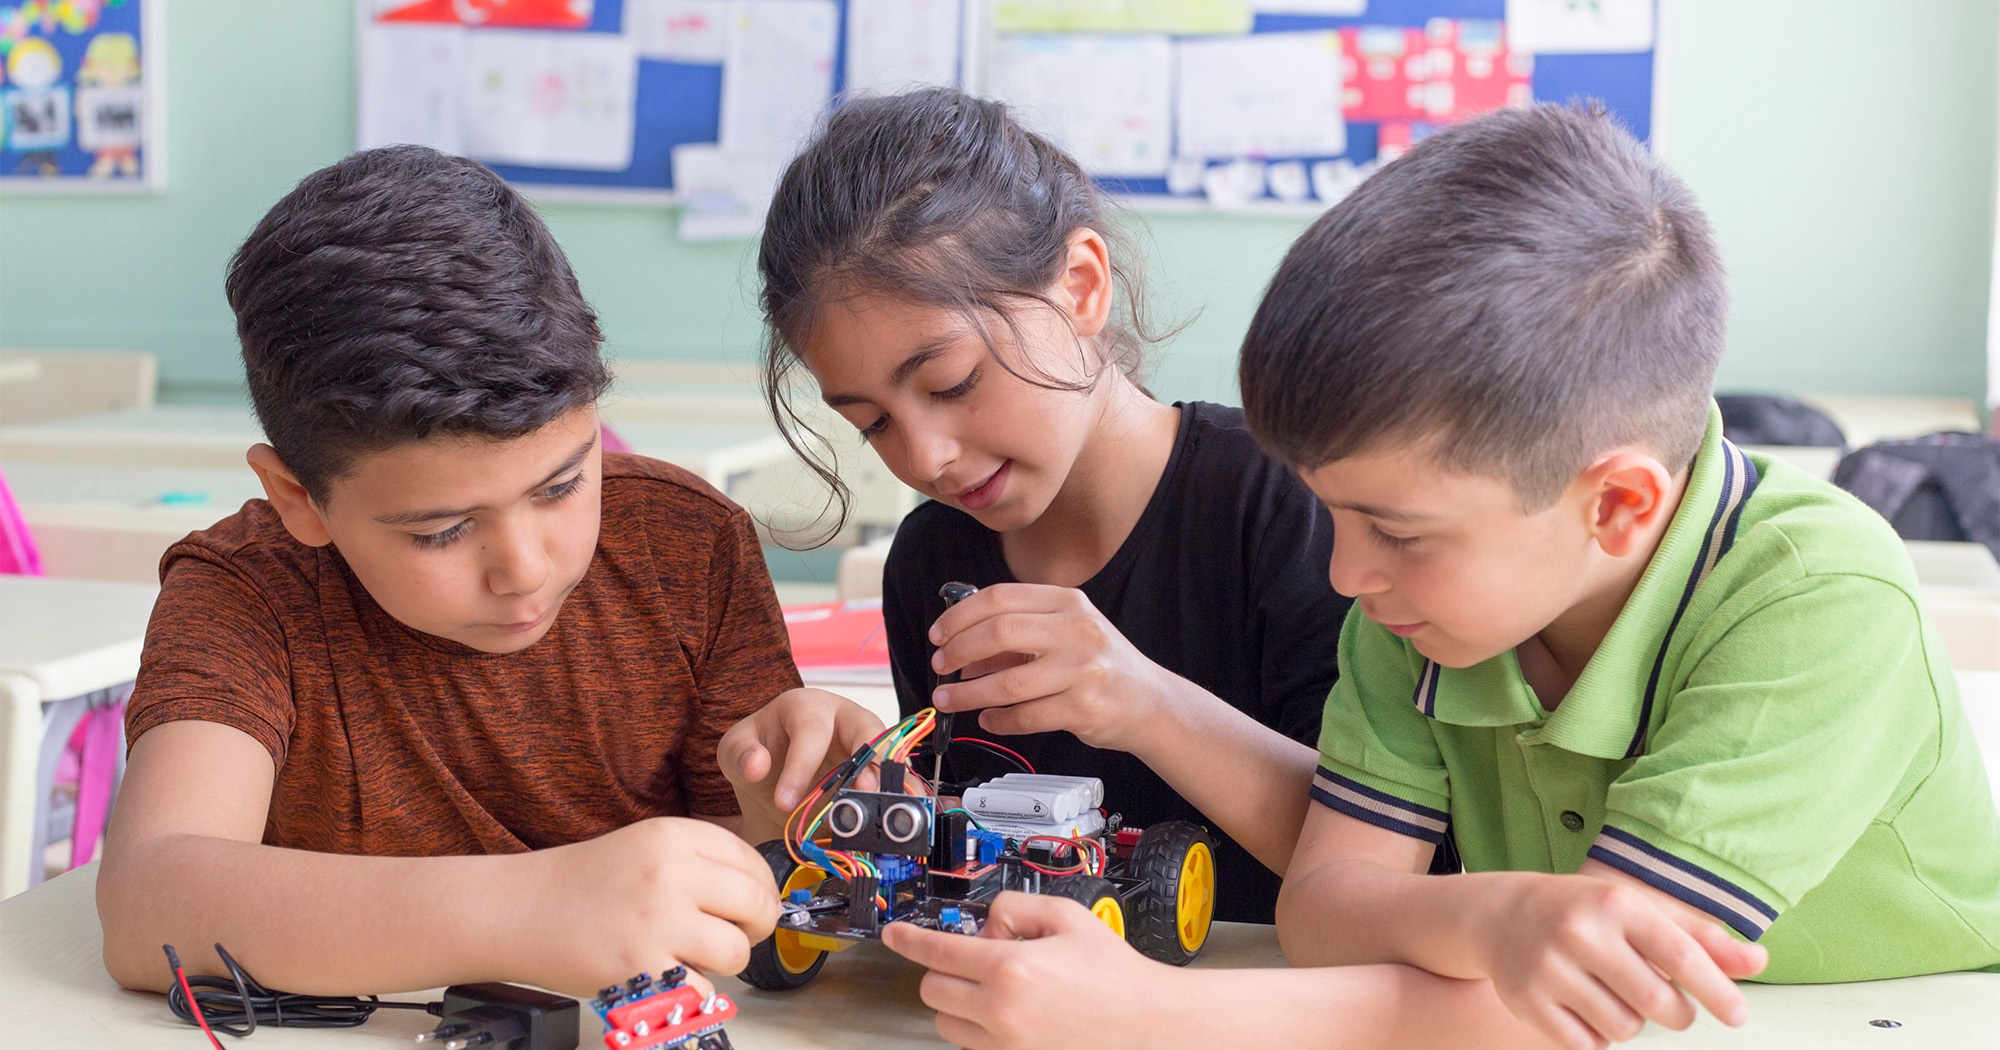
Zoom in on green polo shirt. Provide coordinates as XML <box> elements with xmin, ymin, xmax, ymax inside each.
<box><xmin>1312</xmin><ymin>407</ymin><xmax>2000</xmax><ymax>982</ymax></box>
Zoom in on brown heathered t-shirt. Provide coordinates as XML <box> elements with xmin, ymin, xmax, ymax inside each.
<box><xmin>125</xmin><ymin>453</ymin><xmax>802</xmax><ymax>857</ymax></box>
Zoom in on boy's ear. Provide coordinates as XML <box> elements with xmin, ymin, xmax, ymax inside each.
<box><xmin>246</xmin><ymin>444</ymin><xmax>333</xmax><ymax>548</ymax></box>
<box><xmin>1580</xmin><ymin>450</ymin><xmax>1675</xmax><ymax>558</ymax></box>
<box><xmin>1057</xmin><ymin>227</ymin><xmax>1114</xmax><ymax>340</ymax></box>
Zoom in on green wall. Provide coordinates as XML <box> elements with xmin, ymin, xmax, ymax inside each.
<box><xmin>1</xmin><ymin>1</ymin><xmax>1993</xmax><ymax>407</ymax></box>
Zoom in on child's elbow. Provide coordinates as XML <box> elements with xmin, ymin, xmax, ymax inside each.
<box><xmin>95</xmin><ymin>856</ymin><xmax>173</xmax><ymax>992</ymax></box>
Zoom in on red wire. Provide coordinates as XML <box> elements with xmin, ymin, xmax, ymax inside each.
<box><xmin>952</xmin><ymin>737</ymin><xmax>1036</xmax><ymax>774</ymax></box>
<box><xmin>173</xmin><ymin>963</ymin><xmax>226</xmax><ymax>1050</ymax></box>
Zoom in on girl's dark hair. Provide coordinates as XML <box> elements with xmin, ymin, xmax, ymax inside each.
<box><xmin>228</xmin><ymin>145</ymin><xmax>608</xmax><ymax>503</ymax></box>
<box><xmin>757</xmin><ymin>87</ymin><xmax>1168</xmax><ymax>540</ymax></box>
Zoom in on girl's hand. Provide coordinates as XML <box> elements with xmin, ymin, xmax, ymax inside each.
<box><xmin>881</xmin><ymin>891</ymin><xmax>1183</xmax><ymax>1050</ymax></box>
<box><xmin>927</xmin><ymin>583</ymin><xmax>1176</xmax><ymax>754</ymax></box>
<box><xmin>719</xmin><ymin>688</ymin><xmax>886</xmax><ymax>841</ymax></box>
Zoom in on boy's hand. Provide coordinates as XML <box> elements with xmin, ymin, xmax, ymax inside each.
<box><xmin>719</xmin><ymin>687</ymin><xmax>886</xmax><ymax>838</ymax></box>
<box><xmin>529</xmin><ymin>817</ymin><xmax>780</xmax><ymax>996</ymax></box>
<box><xmin>882</xmin><ymin>891</ymin><xmax>1177</xmax><ymax>1050</ymax></box>
<box><xmin>1476</xmin><ymin>871</ymin><xmax>1767</xmax><ymax>1050</ymax></box>
<box><xmin>927</xmin><ymin>584</ymin><xmax>1175</xmax><ymax>754</ymax></box>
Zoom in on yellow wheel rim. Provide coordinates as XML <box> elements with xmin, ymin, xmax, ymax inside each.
<box><xmin>1176</xmin><ymin>842</ymin><xmax>1215</xmax><ymax>954</ymax></box>
<box><xmin>774</xmin><ymin>865</ymin><xmax>828</xmax><ymax>974</ymax></box>
<box><xmin>1090</xmin><ymin>895</ymin><xmax>1126</xmax><ymax>940</ymax></box>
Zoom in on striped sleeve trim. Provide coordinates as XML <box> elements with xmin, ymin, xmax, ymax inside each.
<box><xmin>1310</xmin><ymin>767</ymin><xmax>1449</xmax><ymax>844</ymax></box>
<box><xmin>1588</xmin><ymin>826</ymin><xmax>1779</xmax><ymax>940</ymax></box>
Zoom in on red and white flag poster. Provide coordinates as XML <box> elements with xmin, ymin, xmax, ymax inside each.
<box><xmin>374</xmin><ymin>0</ymin><xmax>595</xmax><ymax>29</ymax></box>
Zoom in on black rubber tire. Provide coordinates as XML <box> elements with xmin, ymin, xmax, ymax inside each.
<box><xmin>738</xmin><ymin>840</ymin><xmax>829</xmax><ymax>991</ymax></box>
<box><xmin>1124</xmin><ymin>821</ymin><xmax>1219</xmax><ymax>966</ymax></box>
<box><xmin>1042</xmin><ymin>874</ymin><xmax>1125</xmax><ymax>934</ymax></box>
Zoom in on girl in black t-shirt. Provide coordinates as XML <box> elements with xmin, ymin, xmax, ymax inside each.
<box><xmin>730</xmin><ymin>87</ymin><xmax>1352</xmax><ymax>926</ymax></box>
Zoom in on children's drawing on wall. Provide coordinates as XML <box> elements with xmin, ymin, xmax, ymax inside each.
<box><xmin>75</xmin><ymin>30</ymin><xmax>137</xmax><ymax>176</ymax></box>
<box><xmin>0</xmin><ymin>0</ymin><xmax>154</xmax><ymax>188</ymax></box>
<box><xmin>4</xmin><ymin>36</ymin><xmax>66</xmax><ymax>174</ymax></box>
<box><xmin>1503</xmin><ymin>0</ymin><xmax>1653</xmax><ymax>55</ymax></box>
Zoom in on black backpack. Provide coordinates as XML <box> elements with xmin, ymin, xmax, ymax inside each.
<box><xmin>1833</xmin><ymin>433</ymin><xmax>2000</xmax><ymax>561</ymax></box>
<box><xmin>1716</xmin><ymin>394</ymin><xmax>1848</xmax><ymax>450</ymax></box>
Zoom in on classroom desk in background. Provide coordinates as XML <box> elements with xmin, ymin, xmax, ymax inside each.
<box><xmin>4</xmin><ymin>862</ymin><xmax>1996</xmax><ymax>1049</ymax></box>
<box><xmin>0</xmin><ymin>575</ymin><xmax>159</xmax><ymax>898</ymax></box>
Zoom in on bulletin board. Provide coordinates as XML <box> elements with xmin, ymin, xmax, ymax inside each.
<box><xmin>354</xmin><ymin>0</ymin><xmax>1659</xmax><ymax>224</ymax></box>
<box><xmin>0</xmin><ymin>0</ymin><xmax>165</xmax><ymax>193</ymax></box>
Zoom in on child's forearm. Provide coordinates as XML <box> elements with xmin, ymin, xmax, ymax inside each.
<box><xmin>1279</xmin><ymin>853</ymin><xmax>1523</xmax><ymax>977</ymax></box>
<box><xmin>1152</xmin><ymin>964</ymin><xmax>1556</xmax><ymax>1050</ymax></box>
<box><xmin>1125</xmin><ymin>675</ymin><xmax>1317</xmax><ymax>874</ymax></box>
<box><xmin>98</xmin><ymin>832</ymin><xmax>542</xmax><ymax>996</ymax></box>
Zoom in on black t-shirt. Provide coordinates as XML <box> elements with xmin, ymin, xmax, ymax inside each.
<box><xmin>883</xmin><ymin>401</ymin><xmax>1351</xmax><ymax>923</ymax></box>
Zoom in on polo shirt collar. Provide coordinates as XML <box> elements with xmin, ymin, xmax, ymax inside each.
<box><xmin>1416</xmin><ymin>406</ymin><xmax>1761</xmax><ymax>759</ymax></box>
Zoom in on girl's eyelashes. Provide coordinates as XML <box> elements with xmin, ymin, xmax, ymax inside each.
<box><xmin>1371</xmin><ymin>524</ymin><xmax>1419</xmax><ymax>551</ymax></box>
<box><xmin>860</xmin><ymin>413</ymin><xmax>890</xmax><ymax>437</ymax></box>
<box><xmin>933</xmin><ymin>366</ymin><xmax>981</xmax><ymax>401</ymax></box>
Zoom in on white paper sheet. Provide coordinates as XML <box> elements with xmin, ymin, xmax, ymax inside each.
<box><xmin>1175</xmin><ymin>31</ymin><xmax>1345</xmax><ymax>160</ymax></box>
<box><xmin>1504</xmin><ymin>0</ymin><xmax>1653</xmax><ymax>54</ymax></box>
<box><xmin>458</xmin><ymin>30</ymin><xmax>639</xmax><ymax>171</ymax></box>
<box><xmin>985</xmin><ymin>34</ymin><xmax>1172</xmax><ymax>178</ymax></box>
<box><xmin>845</xmin><ymin>0</ymin><xmax>961</xmax><ymax>95</ymax></box>
<box><xmin>357</xmin><ymin>22</ymin><xmax>467</xmax><ymax>153</ymax></box>
<box><xmin>628</xmin><ymin>0</ymin><xmax>731</xmax><ymax>63</ymax></box>
<box><xmin>1249</xmin><ymin>0</ymin><xmax>1365</xmax><ymax>13</ymax></box>
<box><xmin>672</xmin><ymin>142</ymin><xmax>786</xmax><ymax>241</ymax></box>
<box><xmin>719</xmin><ymin>0</ymin><xmax>838</xmax><ymax>160</ymax></box>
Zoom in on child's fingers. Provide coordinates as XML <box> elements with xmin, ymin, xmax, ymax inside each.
<box><xmin>977</xmin><ymin>698</ymin><xmax>1071</xmax><ymax>738</ymax></box>
<box><xmin>1626</xmin><ymin>915</ymin><xmax>1750</xmax><ymax>1027</ymax></box>
<box><xmin>983</xmin><ymin>889</ymin><xmax>1093</xmax><ymax>941</ymax></box>
<box><xmin>881</xmin><ymin>917</ymin><xmax>1013</xmax><ymax>979</ymax></box>
<box><xmin>934</xmin><ymin>657</ymin><xmax>1067</xmax><ymax>713</ymax></box>
<box><xmin>927</xmin><ymin>583</ymin><xmax>1060</xmax><ymax>644</ymax></box>
<box><xmin>1678</xmin><ymin>913</ymin><xmax>1768</xmax><ymax>980</ymax></box>
<box><xmin>669</xmin><ymin>913</ymin><xmax>756</xmax><ymax>977</ymax></box>
<box><xmin>932</xmin><ymin>1010</ymin><xmax>998</xmax><ymax>1050</ymax></box>
<box><xmin>933</xmin><ymin>611</ymin><xmax>1060</xmax><ymax>677</ymax></box>
<box><xmin>1556</xmin><ymin>965</ymin><xmax>1648</xmax><ymax>1044</ymax></box>
<box><xmin>914</xmin><ymin>968</ymin><xmax>987</xmax><ymax>1026</ymax></box>
<box><xmin>772</xmin><ymin>708</ymin><xmax>837</xmax><ymax>810</ymax></box>
<box><xmin>1590</xmin><ymin>941</ymin><xmax>1695</xmax><ymax>1032</ymax></box>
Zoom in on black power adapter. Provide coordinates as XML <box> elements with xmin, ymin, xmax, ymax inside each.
<box><xmin>418</xmin><ymin>984</ymin><xmax>581</xmax><ymax>1050</ymax></box>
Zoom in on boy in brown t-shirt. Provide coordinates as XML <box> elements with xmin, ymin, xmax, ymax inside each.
<box><xmin>97</xmin><ymin>146</ymin><xmax>881</xmax><ymax>998</ymax></box>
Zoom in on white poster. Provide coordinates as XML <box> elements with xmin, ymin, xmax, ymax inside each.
<box><xmin>1175</xmin><ymin>31</ymin><xmax>1346</xmax><ymax>160</ymax></box>
<box><xmin>846</xmin><ymin>0</ymin><xmax>961</xmax><ymax>95</ymax></box>
<box><xmin>986</xmin><ymin>34</ymin><xmax>1173</xmax><ymax>178</ymax></box>
<box><xmin>718</xmin><ymin>0</ymin><xmax>838</xmax><ymax>159</ymax></box>
<box><xmin>672</xmin><ymin>142</ymin><xmax>786</xmax><ymax>240</ymax></box>
<box><xmin>1505</xmin><ymin>0</ymin><xmax>1654</xmax><ymax>54</ymax></box>
<box><xmin>357</xmin><ymin>22</ymin><xmax>467</xmax><ymax>152</ymax></box>
<box><xmin>459</xmin><ymin>30</ymin><xmax>639</xmax><ymax>171</ymax></box>
<box><xmin>627</xmin><ymin>0</ymin><xmax>731</xmax><ymax>63</ymax></box>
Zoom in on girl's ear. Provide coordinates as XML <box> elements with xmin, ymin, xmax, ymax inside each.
<box><xmin>1058</xmin><ymin>227</ymin><xmax>1114</xmax><ymax>339</ymax></box>
<box><xmin>246</xmin><ymin>444</ymin><xmax>333</xmax><ymax>548</ymax></box>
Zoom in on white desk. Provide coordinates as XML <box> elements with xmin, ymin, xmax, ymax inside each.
<box><xmin>0</xmin><ymin>404</ymin><xmax>266</xmax><ymax>470</ymax></box>
<box><xmin>3</xmin><ymin>862</ymin><xmax>1996</xmax><ymax>1048</ymax></box>
<box><xmin>0</xmin><ymin>575</ymin><xmax>159</xmax><ymax>898</ymax></box>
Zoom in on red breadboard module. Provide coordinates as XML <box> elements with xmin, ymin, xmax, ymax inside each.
<box><xmin>589</xmin><ymin>969</ymin><xmax>735</xmax><ymax>1050</ymax></box>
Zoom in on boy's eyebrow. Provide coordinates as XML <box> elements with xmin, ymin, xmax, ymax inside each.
<box><xmin>1324</xmin><ymin>499</ymin><xmax>1441</xmax><ymax>523</ymax></box>
<box><xmin>373</xmin><ymin>435</ymin><xmax>598</xmax><ymax>526</ymax></box>
<box><xmin>822</xmin><ymin>339</ymin><xmax>955</xmax><ymax>408</ymax></box>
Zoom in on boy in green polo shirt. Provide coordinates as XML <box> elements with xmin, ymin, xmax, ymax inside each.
<box><xmin>879</xmin><ymin>103</ymin><xmax>1998</xmax><ymax>1050</ymax></box>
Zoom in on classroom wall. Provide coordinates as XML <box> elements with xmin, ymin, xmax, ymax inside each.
<box><xmin>0</xmin><ymin>0</ymin><xmax>1994</xmax><ymax>409</ymax></box>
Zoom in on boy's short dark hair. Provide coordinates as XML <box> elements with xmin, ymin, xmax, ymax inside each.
<box><xmin>227</xmin><ymin>145</ymin><xmax>608</xmax><ymax>502</ymax></box>
<box><xmin>1239</xmin><ymin>102</ymin><xmax>1726</xmax><ymax>508</ymax></box>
